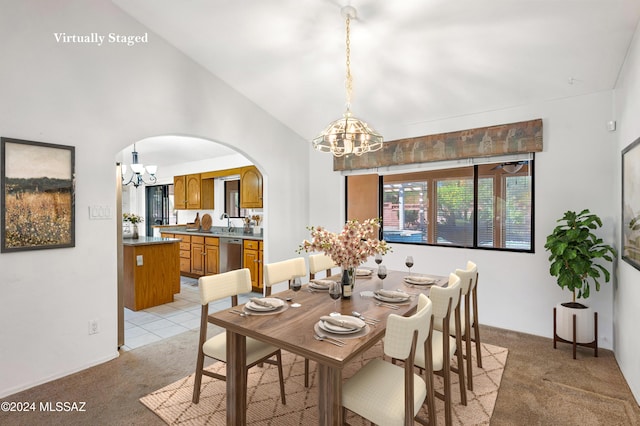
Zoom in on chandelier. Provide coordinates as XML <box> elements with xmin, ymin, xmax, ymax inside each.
<box><xmin>312</xmin><ymin>6</ymin><xmax>383</xmax><ymax>157</ymax></box>
<box><xmin>121</xmin><ymin>144</ymin><xmax>157</xmax><ymax>187</ymax></box>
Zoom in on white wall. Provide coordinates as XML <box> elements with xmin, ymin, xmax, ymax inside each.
<box><xmin>310</xmin><ymin>90</ymin><xmax>618</xmax><ymax>350</ymax></box>
<box><xmin>614</xmin><ymin>22</ymin><xmax>640</xmax><ymax>402</ymax></box>
<box><xmin>0</xmin><ymin>0</ymin><xmax>308</xmax><ymax>398</ymax></box>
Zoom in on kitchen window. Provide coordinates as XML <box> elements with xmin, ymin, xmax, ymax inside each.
<box><xmin>347</xmin><ymin>159</ymin><xmax>534</xmax><ymax>252</ymax></box>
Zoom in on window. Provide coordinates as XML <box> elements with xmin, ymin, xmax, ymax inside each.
<box><xmin>378</xmin><ymin>160</ymin><xmax>534</xmax><ymax>251</ymax></box>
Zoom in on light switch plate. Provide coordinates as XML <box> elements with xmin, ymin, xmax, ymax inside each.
<box><xmin>136</xmin><ymin>255</ymin><xmax>143</xmax><ymax>266</ymax></box>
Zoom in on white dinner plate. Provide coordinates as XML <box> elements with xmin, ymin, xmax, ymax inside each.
<box><xmin>245</xmin><ymin>298</ymin><xmax>284</xmax><ymax>312</ymax></box>
<box><xmin>318</xmin><ymin>315</ymin><xmax>365</xmax><ymax>334</ymax></box>
<box><xmin>404</xmin><ymin>276</ymin><xmax>437</xmax><ymax>286</ymax></box>
<box><xmin>373</xmin><ymin>293</ymin><xmax>410</xmax><ymax>303</ymax></box>
<box><xmin>309</xmin><ymin>281</ymin><xmax>332</xmax><ymax>290</ymax></box>
<box><xmin>356</xmin><ymin>268</ymin><xmax>373</xmax><ymax>276</ymax></box>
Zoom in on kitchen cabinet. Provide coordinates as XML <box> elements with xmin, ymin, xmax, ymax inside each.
<box><xmin>240</xmin><ymin>166</ymin><xmax>263</xmax><ymax>208</ymax></box>
<box><xmin>164</xmin><ymin>232</ymin><xmax>219</xmax><ymax>277</ymax></box>
<box><xmin>190</xmin><ymin>236</ymin><xmax>205</xmax><ymax>276</ymax></box>
<box><xmin>204</xmin><ymin>237</ymin><xmax>219</xmax><ymax>275</ymax></box>
<box><xmin>163</xmin><ymin>233</ymin><xmax>193</xmax><ymax>275</ymax></box>
<box><xmin>173</xmin><ymin>174</ymin><xmax>214</xmax><ymax>210</ymax></box>
<box><xmin>243</xmin><ymin>239</ymin><xmax>263</xmax><ymax>291</ymax></box>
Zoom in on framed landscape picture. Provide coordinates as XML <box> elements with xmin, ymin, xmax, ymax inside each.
<box><xmin>622</xmin><ymin>136</ymin><xmax>640</xmax><ymax>271</ymax></box>
<box><xmin>1</xmin><ymin>137</ymin><xmax>75</xmax><ymax>252</ymax></box>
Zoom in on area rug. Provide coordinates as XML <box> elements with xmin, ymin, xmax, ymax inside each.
<box><xmin>141</xmin><ymin>341</ymin><xmax>508</xmax><ymax>425</ymax></box>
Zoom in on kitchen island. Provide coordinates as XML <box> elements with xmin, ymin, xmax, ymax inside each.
<box><xmin>123</xmin><ymin>236</ymin><xmax>182</xmax><ymax>311</ymax></box>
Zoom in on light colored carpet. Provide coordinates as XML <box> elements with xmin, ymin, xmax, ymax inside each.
<box><xmin>141</xmin><ymin>341</ymin><xmax>507</xmax><ymax>425</ymax></box>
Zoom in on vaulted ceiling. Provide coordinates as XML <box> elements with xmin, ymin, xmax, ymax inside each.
<box><xmin>112</xmin><ymin>0</ymin><xmax>640</xmax><ymax>162</ymax></box>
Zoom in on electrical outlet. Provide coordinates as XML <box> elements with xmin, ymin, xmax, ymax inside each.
<box><xmin>136</xmin><ymin>255</ymin><xmax>143</xmax><ymax>266</ymax></box>
<box><xmin>88</xmin><ymin>319</ymin><xmax>99</xmax><ymax>335</ymax></box>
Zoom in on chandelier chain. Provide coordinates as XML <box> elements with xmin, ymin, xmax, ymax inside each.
<box><xmin>345</xmin><ymin>14</ymin><xmax>352</xmax><ymax>112</ymax></box>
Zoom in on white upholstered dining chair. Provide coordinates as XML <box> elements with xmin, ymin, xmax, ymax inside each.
<box><xmin>451</xmin><ymin>261</ymin><xmax>479</xmax><ymax>391</ymax></box>
<box><xmin>308</xmin><ymin>253</ymin><xmax>337</xmax><ymax>280</ymax></box>
<box><xmin>262</xmin><ymin>257</ymin><xmax>306</xmax><ymax>296</ymax></box>
<box><xmin>414</xmin><ymin>272</ymin><xmax>465</xmax><ymax>426</ymax></box>
<box><xmin>192</xmin><ymin>268</ymin><xmax>286</xmax><ymax>405</ymax></box>
<box><xmin>262</xmin><ymin>256</ymin><xmax>310</xmax><ymax>385</ymax></box>
<box><xmin>342</xmin><ymin>294</ymin><xmax>435</xmax><ymax>425</ymax></box>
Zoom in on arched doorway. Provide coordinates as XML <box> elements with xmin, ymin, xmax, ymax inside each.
<box><xmin>116</xmin><ymin>135</ymin><xmax>265</xmax><ymax>350</ymax></box>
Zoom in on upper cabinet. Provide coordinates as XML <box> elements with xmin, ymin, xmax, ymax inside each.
<box><xmin>174</xmin><ymin>173</ymin><xmax>214</xmax><ymax>210</ymax></box>
<box><xmin>240</xmin><ymin>166</ymin><xmax>263</xmax><ymax>208</ymax></box>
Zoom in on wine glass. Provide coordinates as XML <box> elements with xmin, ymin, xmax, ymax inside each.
<box><xmin>290</xmin><ymin>277</ymin><xmax>302</xmax><ymax>307</ymax></box>
<box><xmin>374</xmin><ymin>253</ymin><xmax>383</xmax><ymax>265</ymax></box>
<box><xmin>328</xmin><ymin>281</ymin><xmax>341</xmax><ymax>316</ymax></box>
<box><xmin>377</xmin><ymin>264</ymin><xmax>387</xmax><ymax>282</ymax></box>
<box><xmin>405</xmin><ymin>256</ymin><xmax>414</xmax><ymax>275</ymax></box>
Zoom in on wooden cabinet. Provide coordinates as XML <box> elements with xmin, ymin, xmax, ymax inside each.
<box><xmin>204</xmin><ymin>237</ymin><xmax>219</xmax><ymax>275</ymax></box>
<box><xmin>163</xmin><ymin>233</ymin><xmax>193</xmax><ymax>275</ymax></box>
<box><xmin>243</xmin><ymin>239</ymin><xmax>263</xmax><ymax>291</ymax></box>
<box><xmin>190</xmin><ymin>236</ymin><xmax>205</xmax><ymax>276</ymax></box>
<box><xmin>173</xmin><ymin>176</ymin><xmax>186</xmax><ymax>209</ymax></box>
<box><xmin>240</xmin><ymin>166</ymin><xmax>263</xmax><ymax>208</ymax></box>
<box><xmin>173</xmin><ymin>174</ymin><xmax>214</xmax><ymax>210</ymax></box>
<box><xmin>165</xmin><ymin>233</ymin><xmax>219</xmax><ymax>277</ymax></box>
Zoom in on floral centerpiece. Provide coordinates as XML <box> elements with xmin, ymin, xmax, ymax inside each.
<box><xmin>299</xmin><ymin>218</ymin><xmax>390</xmax><ymax>288</ymax></box>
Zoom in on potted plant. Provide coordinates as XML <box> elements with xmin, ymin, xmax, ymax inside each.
<box><xmin>544</xmin><ymin>209</ymin><xmax>616</xmax><ymax>344</ymax></box>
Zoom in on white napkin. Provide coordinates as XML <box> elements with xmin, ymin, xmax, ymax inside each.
<box><xmin>406</xmin><ymin>275</ymin><xmax>434</xmax><ymax>284</ymax></box>
<box><xmin>250</xmin><ymin>297</ymin><xmax>278</xmax><ymax>308</ymax></box>
<box><xmin>320</xmin><ymin>316</ymin><xmax>364</xmax><ymax>330</ymax></box>
<box><xmin>375</xmin><ymin>289</ymin><xmax>409</xmax><ymax>299</ymax></box>
<box><xmin>356</xmin><ymin>268</ymin><xmax>372</xmax><ymax>276</ymax></box>
<box><xmin>310</xmin><ymin>279</ymin><xmax>334</xmax><ymax>289</ymax></box>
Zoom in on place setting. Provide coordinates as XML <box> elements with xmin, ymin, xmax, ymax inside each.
<box><xmin>308</xmin><ymin>278</ymin><xmax>335</xmax><ymax>291</ymax></box>
<box><xmin>231</xmin><ymin>296</ymin><xmax>289</xmax><ymax>316</ymax></box>
<box><xmin>313</xmin><ymin>314</ymin><xmax>370</xmax><ymax>343</ymax></box>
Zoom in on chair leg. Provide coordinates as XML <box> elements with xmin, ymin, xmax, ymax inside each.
<box><xmin>443</xmin><ymin>356</ymin><xmax>452</xmax><ymax>426</ymax></box>
<box><xmin>304</xmin><ymin>358</ymin><xmax>310</xmax><ymax>387</ymax></box>
<box><xmin>455</xmin><ymin>346</ymin><xmax>467</xmax><ymax>406</ymax></box>
<box><xmin>464</xmin><ymin>330</ymin><xmax>473</xmax><ymax>391</ymax></box>
<box><xmin>276</xmin><ymin>351</ymin><xmax>287</xmax><ymax>405</ymax></box>
<box><xmin>473</xmin><ymin>320</ymin><xmax>482</xmax><ymax>368</ymax></box>
<box><xmin>192</xmin><ymin>350</ymin><xmax>205</xmax><ymax>404</ymax></box>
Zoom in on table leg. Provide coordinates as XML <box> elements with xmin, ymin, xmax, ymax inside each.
<box><xmin>317</xmin><ymin>363</ymin><xmax>342</xmax><ymax>425</ymax></box>
<box><xmin>226</xmin><ymin>331</ymin><xmax>247</xmax><ymax>425</ymax></box>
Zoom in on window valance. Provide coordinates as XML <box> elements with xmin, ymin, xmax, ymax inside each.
<box><xmin>333</xmin><ymin>118</ymin><xmax>542</xmax><ymax>171</ymax></box>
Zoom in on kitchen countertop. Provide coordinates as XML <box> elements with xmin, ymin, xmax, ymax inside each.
<box><xmin>159</xmin><ymin>226</ymin><xmax>263</xmax><ymax>241</ymax></box>
<box><xmin>122</xmin><ymin>236</ymin><xmax>182</xmax><ymax>246</ymax></box>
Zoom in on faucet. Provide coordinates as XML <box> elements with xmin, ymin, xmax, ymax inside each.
<box><xmin>220</xmin><ymin>212</ymin><xmax>232</xmax><ymax>232</ymax></box>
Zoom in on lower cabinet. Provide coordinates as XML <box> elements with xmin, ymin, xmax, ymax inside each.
<box><xmin>190</xmin><ymin>236</ymin><xmax>205</xmax><ymax>276</ymax></box>
<box><xmin>204</xmin><ymin>237</ymin><xmax>219</xmax><ymax>275</ymax></box>
<box><xmin>163</xmin><ymin>233</ymin><xmax>220</xmax><ymax>277</ymax></box>
<box><xmin>243</xmin><ymin>239</ymin><xmax>263</xmax><ymax>292</ymax></box>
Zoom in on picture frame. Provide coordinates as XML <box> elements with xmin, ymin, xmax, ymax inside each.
<box><xmin>622</xmin><ymin>136</ymin><xmax>640</xmax><ymax>271</ymax></box>
<box><xmin>1</xmin><ymin>137</ymin><xmax>75</xmax><ymax>252</ymax></box>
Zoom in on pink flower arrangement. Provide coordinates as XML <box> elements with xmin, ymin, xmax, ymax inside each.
<box><xmin>299</xmin><ymin>218</ymin><xmax>391</xmax><ymax>270</ymax></box>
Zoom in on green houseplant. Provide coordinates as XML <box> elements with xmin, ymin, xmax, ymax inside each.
<box><xmin>544</xmin><ymin>209</ymin><xmax>616</xmax><ymax>345</ymax></box>
<box><xmin>544</xmin><ymin>209</ymin><xmax>616</xmax><ymax>303</ymax></box>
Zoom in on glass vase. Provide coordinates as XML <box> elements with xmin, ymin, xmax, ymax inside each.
<box><xmin>133</xmin><ymin>223</ymin><xmax>139</xmax><ymax>239</ymax></box>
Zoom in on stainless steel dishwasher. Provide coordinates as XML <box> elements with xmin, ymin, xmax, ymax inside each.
<box><xmin>219</xmin><ymin>237</ymin><xmax>242</xmax><ymax>273</ymax></box>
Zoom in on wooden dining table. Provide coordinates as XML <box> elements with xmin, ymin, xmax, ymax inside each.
<box><xmin>207</xmin><ymin>269</ymin><xmax>448</xmax><ymax>425</ymax></box>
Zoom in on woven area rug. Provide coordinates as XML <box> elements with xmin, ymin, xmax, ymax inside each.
<box><xmin>141</xmin><ymin>341</ymin><xmax>508</xmax><ymax>425</ymax></box>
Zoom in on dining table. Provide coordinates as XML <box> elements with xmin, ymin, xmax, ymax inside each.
<box><xmin>207</xmin><ymin>268</ymin><xmax>448</xmax><ymax>425</ymax></box>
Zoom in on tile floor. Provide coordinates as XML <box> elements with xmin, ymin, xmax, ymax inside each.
<box><xmin>122</xmin><ymin>276</ymin><xmax>260</xmax><ymax>351</ymax></box>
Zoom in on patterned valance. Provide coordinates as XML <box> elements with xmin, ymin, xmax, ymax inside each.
<box><xmin>333</xmin><ymin>118</ymin><xmax>543</xmax><ymax>171</ymax></box>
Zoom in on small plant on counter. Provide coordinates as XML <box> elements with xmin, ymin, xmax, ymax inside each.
<box><xmin>123</xmin><ymin>213</ymin><xmax>144</xmax><ymax>224</ymax></box>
